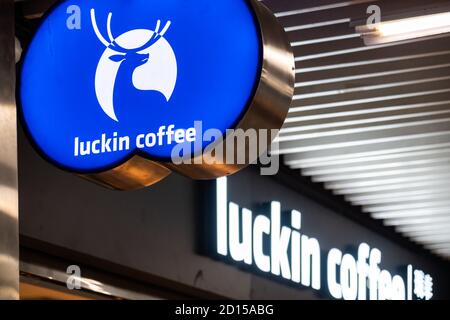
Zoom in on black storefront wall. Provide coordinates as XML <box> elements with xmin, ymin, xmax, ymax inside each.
<box><xmin>18</xmin><ymin>128</ymin><xmax>450</xmax><ymax>300</ymax></box>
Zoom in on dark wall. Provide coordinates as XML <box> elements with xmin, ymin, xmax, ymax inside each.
<box><xmin>18</xmin><ymin>127</ymin><xmax>450</xmax><ymax>299</ymax></box>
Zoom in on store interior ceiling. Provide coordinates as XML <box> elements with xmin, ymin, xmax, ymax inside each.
<box><xmin>262</xmin><ymin>0</ymin><xmax>450</xmax><ymax>260</ymax></box>
<box><xmin>14</xmin><ymin>0</ymin><xmax>450</xmax><ymax>260</ymax></box>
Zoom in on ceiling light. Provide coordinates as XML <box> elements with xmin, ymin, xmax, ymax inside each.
<box><xmin>357</xmin><ymin>11</ymin><xmax>450</xmax><ymax>45</ymax></box>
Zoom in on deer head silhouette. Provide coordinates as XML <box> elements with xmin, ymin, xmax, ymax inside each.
<box><xmin>91</xmin><ymin>9</ymin><xmax>177</xmax><ymax>122</ymax></box>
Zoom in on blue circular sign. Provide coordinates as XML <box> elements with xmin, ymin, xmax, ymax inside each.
<box><xmin>20</xmin><ymin>0</ymin><xmax>261</xmax><ymax>173</ymax></box>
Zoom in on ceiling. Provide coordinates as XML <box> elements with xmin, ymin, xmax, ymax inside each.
<box><xmin>261</xmin><ymin>0</ymin><xmax>450</xmax><ymax>260</ymax></box>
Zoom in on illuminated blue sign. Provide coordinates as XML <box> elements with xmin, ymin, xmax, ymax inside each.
<box><xmin>20</xmin><ymin>0</ymin><xmax>262</xmax><ymax>173</ymax></box>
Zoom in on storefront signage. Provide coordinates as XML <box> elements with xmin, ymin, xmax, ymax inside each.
<box><xmin>19</xmin><ymin>0</ymin><xmax>294</xmax><ymax>190</ymax></box>
<box><xmin>215</xmin><ymin>177</ymin><xmax>434</xmax><ymax>300</ymax></box>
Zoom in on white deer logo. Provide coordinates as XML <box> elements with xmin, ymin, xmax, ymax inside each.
<box><xmin>90</xmin><ymin>9</ymin><xmax>177</xmax><ymax>122</ymax></box>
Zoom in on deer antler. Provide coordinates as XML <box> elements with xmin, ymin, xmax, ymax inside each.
<box><xmin>159</xmin><ymin>21</ymin><xmax>171</xmax><ymax>37</ymax></box>
<box><xmin>133</xmin><ymin>21</ymin><xmax>172</xmax><ymax>52</ymax></box>
<box><xmin>154</xmin><ymin>20</ymin><xmax>161</xmax><ymax>36</ymax></box>
<box><xmin>106</xmin><ymin>12</ymin><xmax>115</xmax><ymax>44</ymax></box>
<box><xmin>91</xmin><ymin>8</ymin><xmax>171</xmax><ymax>53</ymax></box>
<box><xmin>90</xmin><ymin>9</ymin><xmax>111</xmax><ymax>47</ymax></box>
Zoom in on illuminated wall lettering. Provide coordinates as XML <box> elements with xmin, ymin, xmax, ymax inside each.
<box><xmin>215</xmin><ymin>177</ymin><xmax>434</xmax><ymax>300</ymax></box>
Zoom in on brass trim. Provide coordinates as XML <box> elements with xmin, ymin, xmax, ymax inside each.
<box><xmin>20</xmin><ymin>261</ymin><xmax>159</xmax><ymax>300</ymax></box>
<box><xmin>82</xmin><ymin>157</ymin><xmax>171</xmax><ymax>191</ymax></box>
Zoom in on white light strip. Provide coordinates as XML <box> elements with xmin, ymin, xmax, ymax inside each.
<box><xmin>432</xmin><ymin>248</ymin><xmax>450</xmax><ymax>253</ymax></box>
<box><xmin>424</xmin><ymin>246</ymin><xmax>450</xmax><ymax>255</ymax></box>
<box><xmin>384</xmin><ymin>216</ymin><xmax>450</xmax><ymax>227</ymax></box>
<box><xmin>294</xmin><ymin>76</ymin><xmax>450</xmax><ymax>98</ymax></box>
<box><xmin>349</xmin><ymin>191</ymin><xmax>450</xmax><ymax>206</ymax></box>
<box><xmin>360</xmin><ymin>12</ymin><xmax>450</xmax><ymax>45</ymax></box>
<box><xmin>285</xmin><ymin>19</ymin><xmax>351</xmax><ymax>32</ymax></box>
<box><xmin>432</xmin><ymin>249</ymin><xmax>450</xmax><ymax>259</ymax></box>
<box><xmin>367</xmin><ymin>201</ymin><xmax>450</xmax><ymax>213</ymax></box>
<box><xmin>279</xmin><ymin>118</ymin><xmax>450</xmax><ymax>142</ymax></box>
<box><xmin>413</xmin><ymin>237</ymin><xmax>450</xmax><ymax>245</ymax></box>
<box><xmin>333</xmin><ymin>178</ymin><xmax>450</xmax><ymax>195</ymax></box>
<box><xmin>295</xmin><ymin>50</ymin><xmax>450</xmax><ymax>73</ymax></box>
<box><xmin>275</xmin><ymin>131</ymin><xmax>450</xmax><ymax>155</ymax></box>
<box><xmin>371</xmin><ymin>207</ymin><xmax>450</xmax><ymax>220</ymax></box>
<box><xmin>412</xmin><ymin>235</ymin><xmax>450</xmax><ymax>244</ymax></box>
<box><xmin>327</xmin><ymin>173</ymin><xmax>450</xmax><ymax>190</ymax></box>
<box><xmin>282</xmin><ymin>100</ymin><xmax>450</xmax><ymax>126</ymax></box>
<box><xmin>425</xmin><ymin>243</ymin><xmax>450</xmax><ymax>250</ymax></box>
<box><xmin>283</xmin><ymin>110</ymin><xmax>450</xmax><ymax>136</ymax></box>
<box><xmin>284</xmin><ymin>143</ymin><xmax>450</xmax><ymax>167</ymax></box>
<box><xmin>283</xmin><ymin>136</ymin><xmax>450</xmax><ymax>165</ymax></box>
<box><xmin>289</xmin><ymin>149</ymin><xmax>450</xmax><ymax>169</ymax></box>
<box><xmin>397</xmin><ymin>223</ymin><xmax>450</xmax><ymax>233</ymax></box>
<box><xmin>349</xmin><ymin>188</ymin><xmax>450</xmax><ymax>202</ymax></box>
<box><xmin>404</xmin><ymin>229</ymin><xmax>450</xmax><ymax>238</ymax></box>
<box><xmin>291</xmin><ymin>33</ymin><xmax>360</xmax><ymax>47</ymax></box>
<box><xmin>418</xmin><ymin>240</ymin><xmax>450</xmax><ymax>247</ymax></box>
<box><xmin>283</xmin><ymin>120</ymin><xmax>450</xmax><ymax>147</ymax></box>
<box><xmin>294</xmin><ymin>63</ymin><xmax>450</xmax><ymax>89</ymax></box>
<box><xmin>282</xmin><ymin>116</ymin><xmax>450</xmax><ymax>143</ymax></box>
<box><xmin>302</xmin><ymin>157</ymin><xmax>450</xmax><ymax>176</ymax></box>
<box><xmin>289</xmin><ymin>89</ymin><xmax>450</xmax><ymax>114</ymax></box>
<box><xmin>295</xmin><ymin>33</ymin><xmax>450</xmax><ymax>62</ymax></box>
<box><xmin>313</xmin><ymin>164</ymin><xmax>450</xmax><ymax>183</ymax></box>
<box><xmin>274</xmin><ymin>0</ymin><xmax>373</xmax><ymax>17</ymax></box>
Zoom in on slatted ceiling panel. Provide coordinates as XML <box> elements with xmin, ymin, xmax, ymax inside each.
<box><xmin>290</xmin><ymin>25</ymin><xmax>361</xmax><ymax>46</ymax></box>
<box><xmin>261</xmin><ymin>0</ymin><xmax>450</xmax><ymax>260</ymax></box>
<box><xmin>287</xmin><ymin>100</ymin><xmax>450</xmax><ymax>122</ymax></box>
<box><xmin>296</xmin><ymin>52</ymin><xmax>450</xmax><ymax>85</ymax></box>
<box><xmin>292</xmin><ymin>77</ymin><xmax>450</xmax><ymax>105</ymax></box>
<box><xmin>284</xmin><ymin>96</ymin><xmax>450</xmax><ymax>122</ymax></box>
<box><xmin>297</xmin><ymin>46</ymin><xmax>450</xmax><ymax>72</ymax></box>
